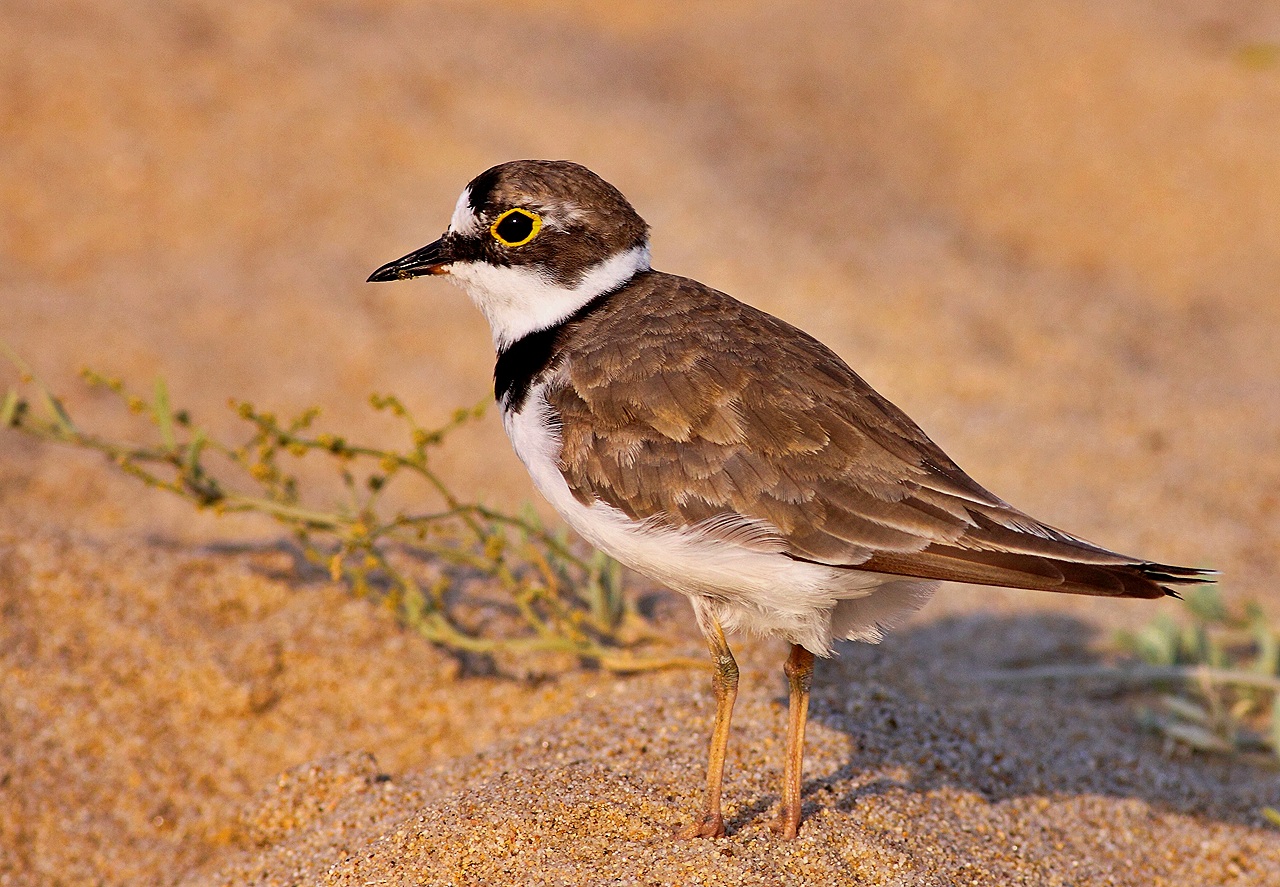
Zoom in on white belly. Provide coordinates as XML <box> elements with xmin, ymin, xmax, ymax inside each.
<box><xmin>503</xmin><ymin>384</ymin><xmax>935</xmax><ymax>654</ymax></box>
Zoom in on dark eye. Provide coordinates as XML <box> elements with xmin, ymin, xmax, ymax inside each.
<box><xmin>490</xmin><ymin>208</ymin><xmax>542</xmax><ymax>247</ymax></box>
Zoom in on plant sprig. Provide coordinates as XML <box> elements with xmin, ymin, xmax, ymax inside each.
<box><xmin>1118</xmin><ymin>586</ymin><xmax>1280</xmax><ymax>760</ymax></box>
<box><xmin>1</xmin><ymin>348</ymin><xmax>699</xmax><ymax>672</ymax></box>
<box><xmin>979</xmin><ymin>585</ymin><xmax>1280</xmax><ymax>762</ymax></box>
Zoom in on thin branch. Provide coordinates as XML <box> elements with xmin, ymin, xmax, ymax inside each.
<box><xmin>1</xmin><ymin>352</ymin><xmax>695</xmax><ymax>674</ymax></box>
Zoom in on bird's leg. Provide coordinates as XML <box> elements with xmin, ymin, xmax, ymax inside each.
<box><xmin>678</xmin><ymin>613</ymin><xmax>738</xmax><ymax>839</ymax></box>
<box><xmin>772</xmin><ymin>643</ymin><xmax>815</xmax><ymax>839</ymax></box>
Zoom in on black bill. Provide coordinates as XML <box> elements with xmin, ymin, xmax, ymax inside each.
<box><xmin>367</xmin><ymin>237</ymin><xmax>452</xmax><ymax>282</ymax></box>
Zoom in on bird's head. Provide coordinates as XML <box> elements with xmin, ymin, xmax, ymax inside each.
<box><xmin>368</xmin><ymin>160</ymin><xmax>651</xmax><ymax>349</ymax></box>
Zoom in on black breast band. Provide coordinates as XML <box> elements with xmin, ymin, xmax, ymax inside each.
<box><xmin>494</xmin><ymin>289</ymin><xmax>617</xmax><ymax>412</ymax></box>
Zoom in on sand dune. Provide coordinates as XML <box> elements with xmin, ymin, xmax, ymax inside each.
<box><xmin>2</xmin><ymin>1</ymin><xmax>1277</xmax><ymax>883</ymax></box>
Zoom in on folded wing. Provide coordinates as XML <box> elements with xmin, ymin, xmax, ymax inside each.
<box><xmin>549</xmin><ymin>273</ymin><xmax>1214</xmax><ymax>599</ymax></box>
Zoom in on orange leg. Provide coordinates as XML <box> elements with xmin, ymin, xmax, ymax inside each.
<box><xmin>772</xmin><ymin>643</ymin><xmax>815</xmax><ymax>839</ymax></box>
<box><xmin>678</xmin><ymin>616</ymin><xmax>738</xmax><ymax>839</ymax></box>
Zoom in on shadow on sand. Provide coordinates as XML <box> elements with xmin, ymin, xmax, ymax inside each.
<box><xmin>735</xmin><ymin>611</ymin><xmax>1277</xmax><ymax>833</ymax></box>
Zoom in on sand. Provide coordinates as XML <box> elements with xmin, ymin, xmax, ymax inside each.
<box><xmin>2</xmin><ymin>1</ymin><xmax>1278</xmax><ymax>884</ymax></box>
<box><xmin>187</xmin><ymin>621</ymin><xmax>1280</xmax><ymax>886</ymax></box>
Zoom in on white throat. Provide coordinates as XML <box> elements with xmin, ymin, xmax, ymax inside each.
<box><xmin>448</xmin><ymin>244</ymin><xmax>651</xmax><ymax>350</ymax></box>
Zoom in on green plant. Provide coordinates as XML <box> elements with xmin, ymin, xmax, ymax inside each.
<box><xmin>981</xmin><ymin>585</ymin><xmax>1280</xmax><ymax>761</ymax></box>
<box><xmin>1118</xmin><ymin>586</ymin><xmax>1280</xmax><ymax>759</ymax></box>
<box><xmin>1</xmin><ymin>348</ymin><xmax>698</xmax><ymax>672</ymax></box>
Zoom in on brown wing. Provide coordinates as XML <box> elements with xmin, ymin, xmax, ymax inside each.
<box><xmin>548</xmin><ymin>272</ymin><xmax>1212</xmax><ymax>599</ymax></box>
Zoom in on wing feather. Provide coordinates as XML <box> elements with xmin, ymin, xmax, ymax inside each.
<box><xmin>549</xmin><ymin>272</ymin><xmax>1213</xmax><ymax>599</ymax></box>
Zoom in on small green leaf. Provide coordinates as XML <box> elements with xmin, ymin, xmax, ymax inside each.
<box><xmin>153</xmin><ymin>377</ymin><xmax>176</xmax><ymax>452</ymax></box>
<box><xmin>1185</xmin><ymin>586</ymin><xmax>1227</xmax><ymax>624</ymax></box>
<box><xmin>1264</xmin><ymin>807</ymin><xmax>1280</xmax><ymax>828</ymax></box>
<box><xmin>41</xmin><ymin>390</ymin><xmax>75</xmax><ymax>434</ymax></box>
<box><xmin>184</xmin><ymin>429</ymin><xmax>208</xmax><ymax>471</ymax></box>
<box><xmin>1229</xmin><ymin>697</ymin><xmax>1256</xmax><ymax>720</ymax></box>
<box><xmin>1254</xmin><ymin>616</ymin><xmax>1280</xmax><ymax>677</ymax></box>
<box><xmin>1131</xmin><ymin>616</ymin><xmax>1180</xmax><ymax>666</ymax></box>
<box><xmin>519</xmin><ymin>501</ymin><xmax>541</xmax><ymax>538</ymax></box>
<box><xmin>1</xmin><ymin>389</ymin><xmax>19</xmax><ymax>426</ymax></box>
<box><xmin>1270</xmin><ymin>696</ymin><xmax>1280</xmax><ymax>756</ymax></box>
<box><xmin>1162</xmin><ymin>721</ymin><xmax>1234</xmax><ymax>754</ymax></box>
<box><xmin>1205</xmin><ymin>634</ymin><xmax>1228</xmax><ymax>670</ymax></box>
<box><xmin>1181</xmin><ymin>622</ymin><xmax>1212</xmax><ymax>664</ymax></box>
<box><xmin>1161</xmin><ymin>694</ymin><xmax>1212</xmax><ymax>725</ymax></box>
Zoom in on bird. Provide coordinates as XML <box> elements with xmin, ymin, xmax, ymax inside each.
<box><xmin>368</xmin><ymin>160</ymin><xmax>1214</xmax><ymax>840</ymax></box>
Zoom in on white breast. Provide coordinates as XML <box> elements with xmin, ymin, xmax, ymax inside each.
<box><xmin>502</xmin><ymin>384</ymin><xmax>936</xmax><ymax>655</ymax></box>
<box><xmin>449</xmin><ymin>244</ymin><xmax>651</xmax><ymax>350</ymax></box>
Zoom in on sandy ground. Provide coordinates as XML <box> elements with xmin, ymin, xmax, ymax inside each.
<box><xmin>2</xmin><ymin>0</ymin><xmax>1279</xmax><ymax>883</ymax></box>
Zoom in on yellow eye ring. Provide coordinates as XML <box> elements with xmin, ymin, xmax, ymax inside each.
<box><xmin>489</xmin><ymin>208</ymin><xmax>543</xmax><ymax>247</ymax></box>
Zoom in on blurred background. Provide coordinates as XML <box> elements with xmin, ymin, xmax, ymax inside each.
<box><xmin>1</xmin><ymin>0</ymin><xmax>1278</xmax><ymax>882</ymax></box>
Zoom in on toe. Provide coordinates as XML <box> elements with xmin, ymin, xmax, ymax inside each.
<box><xmin>676</xmin><ymin>813</ymin><xmax>725</xmax><ymax>839</ymax></box>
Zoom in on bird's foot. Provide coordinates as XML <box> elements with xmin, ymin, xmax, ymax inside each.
<box><xmin>676</xmin><ymin>812</ymin><xmax>725</xmax><ymax>839</ymax></box>
<box><xmin>770</xmin><ymin>808</ymin><xmax>802</xmax><ymax>840</ymax></box>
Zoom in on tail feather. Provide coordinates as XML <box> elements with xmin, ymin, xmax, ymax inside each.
<box><xmin>854</xmin><ymin>547</ymin><xmax>1216</xmax><ymax>600</ymax></box>
<box><xmin>1134</xmin><ymin>562</ymin><xmax>1217</xmax><ymax>598</ymax></box>
<box><xmin>836</xmin><ymin>502</ymin><xmax>1217</xmax><ymax>600</ymax></box>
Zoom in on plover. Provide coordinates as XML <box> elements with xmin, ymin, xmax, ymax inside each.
<box><xmin>368</xmin><ymin>160</ymin><xmax>1213</xmax><ymax>839</ymax></box>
